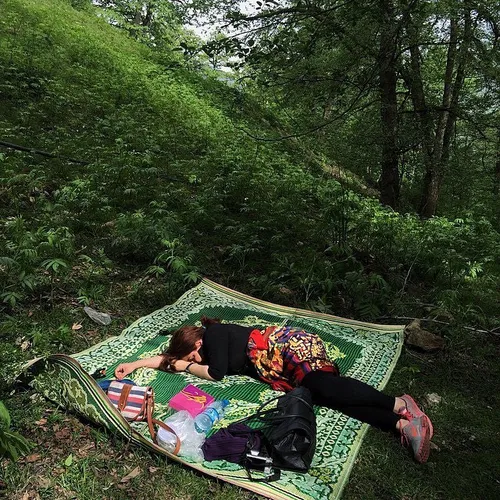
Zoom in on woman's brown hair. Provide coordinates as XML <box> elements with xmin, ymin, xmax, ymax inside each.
<box><xmin>159</xmin><ymin>317</ymin><xmax>220</xmax><ymax>371</ymax></box>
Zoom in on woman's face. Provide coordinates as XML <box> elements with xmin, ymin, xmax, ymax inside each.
<box><xmin>182</xmin><ymin>340</ymin><xmax>202</xmax><ymax>363</ymax></box>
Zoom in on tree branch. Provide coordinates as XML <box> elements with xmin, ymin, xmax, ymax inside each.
<box><xmin>377</xmin><ymin>316</ymin><xmax>500</xmax><ymax>338</ymax></box>
<box><xmin>0</xmin><ymin>140</ymin><xmax>89</xmax><ymax>165</ymax></box>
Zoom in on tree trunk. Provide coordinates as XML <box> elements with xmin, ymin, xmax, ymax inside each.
<box><xmin>404</xmin><ymin>12</ymin><xmax>437</xmax><ymax>215</ymax></box>
<box><xmin>142</xmin><ymin>4</ymin><xmax>153</xmax><ymax>27</ymax></box>
<box><xmin>133</xmin><ymin>10</ymin><xmax>142</xmax><ymax>25</ymax></box>
<box><xmin>494</xmin><ymin>128</ymin><xmax>500</xmax><ymax>197</ymax></box>
<box><xmin>378</xmin><ymin>0</ymin><xmax>400</xmax><ymax>209</ymax></box>
<box><xmin>432</xmin><ymin>19</ymin><xmax>458</xmax><ymax>165</ymax></box>
<box><xmin>420</xmin><ymin>10</ymin><xmax>473</xmax><ymax>218</ymax></box>
<box><xmin>418</xmin><ymin>18</ymin><xmax>458</xmax><ymax>217</ymax></box>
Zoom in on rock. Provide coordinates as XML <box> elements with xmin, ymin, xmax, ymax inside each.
<box><xmin>84</xmin><ymin>306</ymin><xmax>112</xmax><ymax>326</ymax></box>
<box><xmin>404</xmin><ymin>319</ymin><xmax>445</xmax><ymax>351</ymax></box>
<box><xmin>426</xmin><ymin>393</ymin><xmax>442</xmax><ymax>405</ymax></box>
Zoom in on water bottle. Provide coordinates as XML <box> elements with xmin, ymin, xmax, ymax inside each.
<box><xmin>194</xmin><ymin>399</ymin><xmax>229</xmax><ymax>433</ymax></box>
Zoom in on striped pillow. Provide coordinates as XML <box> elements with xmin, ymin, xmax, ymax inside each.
<box><xmin>107</xmin><ymin>381</ymin><xmax>151</xmax><ymax>421</ymax></box>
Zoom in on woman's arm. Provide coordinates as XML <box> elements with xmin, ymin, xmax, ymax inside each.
<box><xmin>115</xmin><ymin>356</ymin><xmax>216</xmax><ymax>381</ymax></box>
<box><xmin>172</xmin><ymin>360</ymin><xmax>215</xmax><ymax>381</ymax></box>
<box><xmin>114</xmin><ymin>355</ymin><xmax>164</xmax><ymax>379</ymax></box>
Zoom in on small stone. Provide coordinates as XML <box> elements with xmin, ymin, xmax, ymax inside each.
<box><xmin>84</xmin><ymin>306</ymin><xmax>112</xmax><ymax>326</ymax></box>
<box><xmin>426</xmin><ymin>393</ymin><xmax>442</xmax><ymax>405</ymax></box>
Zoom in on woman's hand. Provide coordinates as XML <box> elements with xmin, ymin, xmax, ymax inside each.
<box><xmin>114</xmin><ymin>356</ymin><xmax>165</xmax><ymax>379</ymax></box>
<box><xmin>115</xmin><ymin>362</ymin><xmax>136</xmax><ymax>380</ymax></box>
<box><xmin>172</xmin><ymin>359</ymin><xmax>190</xmax><ymax>372</ymax></box>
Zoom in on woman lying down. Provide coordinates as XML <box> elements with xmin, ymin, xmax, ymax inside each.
<box><xmin>115</xmin><ymin>317</ymin><xmax>433</xmax><ymax>463</ymax></box>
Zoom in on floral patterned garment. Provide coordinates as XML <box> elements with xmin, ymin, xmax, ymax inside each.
<box><xmin>247</xmin><ymin>326</ymin><xmax>339</xmax><ymax>392</ymax></box>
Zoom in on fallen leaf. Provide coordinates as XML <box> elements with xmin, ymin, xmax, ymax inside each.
<box><xmin>34</xmin><ymin>418</ymin><xmax>47</xmax><ymax>426</ymax></box>
<box><xmin>64</xmin><ymin>454</ymin><xmax>73</xmax><ymax>467</ymax></box>
<box><xmin>37</xmin><ymin>477</ymin><xmax>51</xmax><ymax>488</ymax></box>
<box><xmin>55</xmin><ymin>428</ymin><xmax>71</xmax><ymax>440</ymax></box>
<box><xmin>148</xmin><ymin>466</ymin><xmax>159</xmax><ymax>473</ymax></box>
<box><xmin>77</xmin><ymin>442</ymin><xmax>95</xmax><ymax>456</ymax></box>
<box><xmin>21</xmin><ymin>491</ymin><xmax>40</xmax><ymax>500</ymax></box>
<box><xmin>72</xmin><ymin>322</ymin><xmax>83</xmax><ymax>331</ymax></box>
<box><xmin>20</xmin><ymin>340</ymin><xmax>31</xmax><ymax>351</ymax></box>
<box><xmin>25</xmin><ymin>454</ymin><xmax>42</xmax><ymax>463</ymax></box>
<box><xmin>120</xmin><ymin>466</ymin><xmax>141</xmax><ymax>483</ymax></box>
<box><xmin>27</xmin><ymin>311</ymin><xmax>33</xmax><ymax>317</ymax></box>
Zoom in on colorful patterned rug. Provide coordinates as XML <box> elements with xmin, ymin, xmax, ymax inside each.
<box><xmin>28</xmin><ymin>279</ymin><xmax>404</xmax><ymax>500</ymax></box>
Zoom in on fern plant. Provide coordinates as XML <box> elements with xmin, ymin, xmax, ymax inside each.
<box><xmin>0</xmin><ymin>402</ymin><xmax>32</xmax><ymax>461</ymax></box>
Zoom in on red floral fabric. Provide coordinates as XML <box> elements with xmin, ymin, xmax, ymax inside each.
<box><xmin>247</xmin><ymin>326</ymin><xmax>339</xmax><ymax>392</ymax></box>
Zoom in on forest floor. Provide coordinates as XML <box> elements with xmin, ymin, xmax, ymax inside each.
<box><xmin>1</xmin><ymin>273</ymin><xmax>499</xmax><ymax>500</ymax></box>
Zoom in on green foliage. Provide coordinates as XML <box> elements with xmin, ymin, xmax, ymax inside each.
<box><xmin>0</xmin><ymin>218</ymin><xmax>75</xmax><ymax>307</ymax></box>
<box><xmin>0</xmin><ymin>0</ymin><xmax>498</xmax><ymax>332</ymax></box>
<box><xmin>0</xmin><ymin>401</ymin><xmax>32</xmax><ymax>461</ymax></box>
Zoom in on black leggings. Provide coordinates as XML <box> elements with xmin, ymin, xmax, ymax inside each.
<box><xmin>301</xmin><ymin>370</ymin><xmax>400</xmax><ymax>432</ymax></box>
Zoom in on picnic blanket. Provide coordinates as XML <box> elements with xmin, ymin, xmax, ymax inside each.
<box><xmin>28</xmin><ymin>278</ymin><xmax>404</xmax><ymax>500</ymax></box>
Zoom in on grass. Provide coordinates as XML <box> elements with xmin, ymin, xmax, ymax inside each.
<box><xmin>1</xmin><ymin>275</ymin><xmax>500</xmax><ymax>499</ymax></box>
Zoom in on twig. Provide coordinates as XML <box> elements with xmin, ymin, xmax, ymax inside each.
<box><xmin>75</xmin><ymin>331</ymin><xmax>91</xmax><ymax>347</ymax></box>
<box><xmin>377</xmin><ymin>315</ymin><xmax>500</xmax><ymax>338</ymax></box>
<box><xmin>398</xmin><ymin>246</ymin><xmax>423</xmax><ymax>296</ymax></box>
<box><xmin>0</xmin><ymin>139</ymin><xmax>89</xmax><ymax>164</ymax></box>
<box><xmin>405</xmin><ymin>349</ymin><xmax>433</xmax><ymax>362</ymax></box>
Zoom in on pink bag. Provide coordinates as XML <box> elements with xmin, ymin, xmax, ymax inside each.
<box><xmin>169</xmin><ymin>384</ymin><xmax>214</xmax><ymax>417</ymax></box>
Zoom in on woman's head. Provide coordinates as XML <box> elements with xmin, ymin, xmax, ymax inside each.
<box><xmin>160</xmin><ymin>325</ymin><xmax>204</xmax><ymax>371</ymax></box>
<box><xmin>159</xmin><ymin>317</ymin><xmax>221</xmax><ymax>371</ymax></box>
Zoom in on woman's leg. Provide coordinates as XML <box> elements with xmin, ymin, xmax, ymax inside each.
<box><xmin>301</xmin><ymin>370</ymin><xmax>395</xmax><ymax>410</ymax></box>
<box><xmin>301</xmin><ymin>370</ymin><xmax>400</xmax><ymax>431</ymax></box>
<box><xmin>333</xmin><ymin>405</ymin><xmax>400</xmax><ymax>432</ymax></box>
<box><xmin>300</xmin><ymin>370</ymin><xmax>432</xmax><ymax>462</ymax></box>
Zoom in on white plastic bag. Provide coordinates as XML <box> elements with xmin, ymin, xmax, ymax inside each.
<box><xmin>156</xmin><ymin>410</ymin><xmax>205</xmax><ymax>462</ymax></box>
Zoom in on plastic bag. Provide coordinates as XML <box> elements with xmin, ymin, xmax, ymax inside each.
<box><xmin>156</xmin><ymin>410</ymin><xmax>205</xmax><ymax>462</ymax></box>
